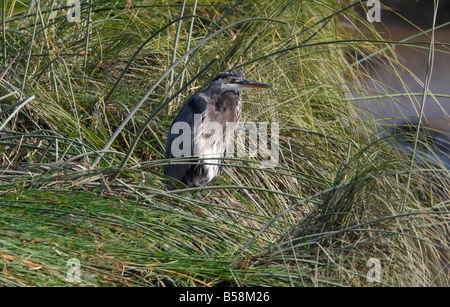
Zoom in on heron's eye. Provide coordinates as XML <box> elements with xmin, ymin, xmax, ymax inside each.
<box><xmin>227</xmin><ymin>78</ymin><xmax>233</xmax><ymax>83</ymax></box>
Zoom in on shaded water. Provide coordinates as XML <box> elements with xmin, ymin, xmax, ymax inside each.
<box><xmin>351</xmin><ymin>4</ymin><xmax>449</xmax><ymax>170</ymax></box>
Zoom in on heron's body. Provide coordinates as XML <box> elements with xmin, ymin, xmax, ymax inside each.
<box><xmin>164</xmin><ymin>72</ymin><xmax>270</xmax><ymax>188</ymax></box>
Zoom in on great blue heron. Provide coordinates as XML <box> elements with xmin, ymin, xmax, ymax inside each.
<box><xmin>164</xmin><ymin>71</ymin><xmax>272</xmax><ymax>188</ymax></box>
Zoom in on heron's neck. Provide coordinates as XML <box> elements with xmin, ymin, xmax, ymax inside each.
<box><xmin>213</xmin><ymin>90</ymin><xmax>241</xmax><ymax>111</ymax></box>
<box><xmin>223</xmin><ymin>89</ymin><xmax>240</xmax><ymax>97</ymax></box>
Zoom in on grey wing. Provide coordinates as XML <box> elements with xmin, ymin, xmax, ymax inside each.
<box><xmin>164</xmin><ymin>94</ymin><xmax>208</xmax><ymax>184</ymax></box>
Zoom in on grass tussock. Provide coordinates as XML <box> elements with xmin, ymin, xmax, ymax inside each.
<box><xmin>0</xmin><ymin>0</ymin><xmax>449</xmax><ymax>286</ymax></box>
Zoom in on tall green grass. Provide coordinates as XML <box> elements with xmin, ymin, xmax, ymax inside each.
<box><xmin>0</xmin><ymin>0</ymin><xmax>448</xmax><ymax>286</ymax></box>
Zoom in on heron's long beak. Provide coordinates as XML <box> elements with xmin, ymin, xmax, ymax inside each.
<box><xmin>236</xmin><ymin>79</ymin><xmax>272</xmax><ymax>90</ymax></box>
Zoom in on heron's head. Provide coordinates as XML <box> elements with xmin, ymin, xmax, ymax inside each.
<box><xmin>210</xmin><ymin>72</ymin><xmax>272</xmax><ymax>92</ymax></box>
